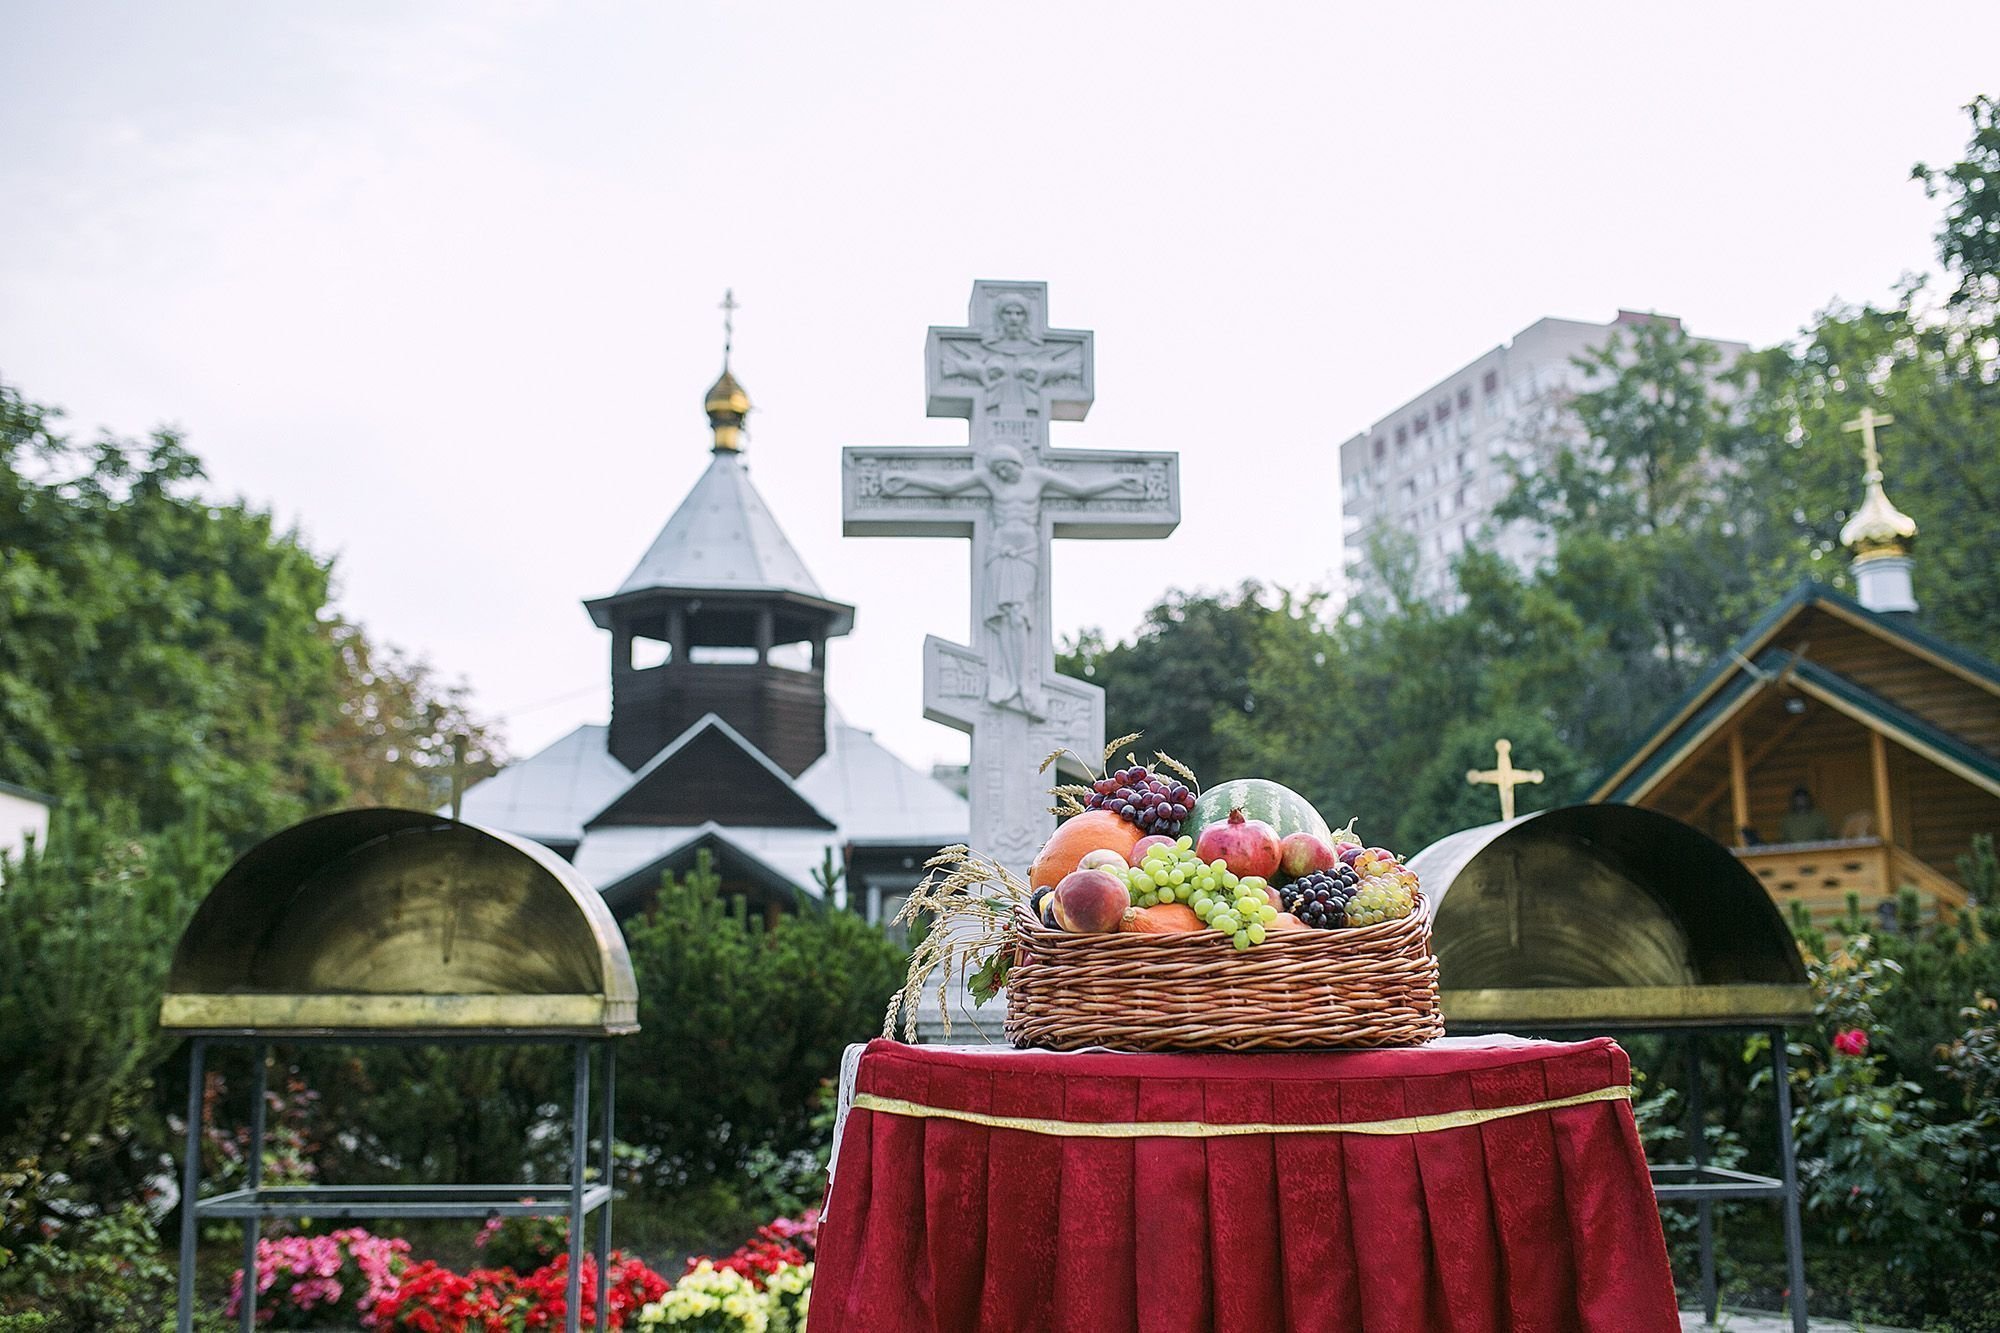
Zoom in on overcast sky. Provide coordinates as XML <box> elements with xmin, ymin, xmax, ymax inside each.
<box><xmin>5</xmin><ymin>3</ymin><xmax>1996</xmax><ymax>771</ymax></box>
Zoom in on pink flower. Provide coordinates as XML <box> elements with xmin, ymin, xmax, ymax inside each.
<box><xmin>1833</xmin><ymin>1028</ymin><xmax>1871</xmax><ymax>1057</ymax></box>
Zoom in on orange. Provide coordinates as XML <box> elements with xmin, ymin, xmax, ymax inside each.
<box><xmin>1120</xmin><ymin>903</ymin><xmax>1204</xmax><ymax>933</ymax></box>
<box><xmin>1029</xmin><ymin>810</ymin><xmax>1143</xmax><ymax>890</ymax></box>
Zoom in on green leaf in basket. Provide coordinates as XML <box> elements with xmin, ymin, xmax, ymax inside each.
<box><xmin>968</xmin><ymin>949</ymin><xmax>1013</xmax><ymax>1006</ymax></box>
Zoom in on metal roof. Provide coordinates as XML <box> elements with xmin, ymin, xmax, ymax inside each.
<box><xmin>612</xmin><ymin>450</ymin><xmax>831</xmax><ymax>601</ymax></box>
<box><xmin>796</xmin><ymin>707</ymin><xmax>968</xmax><ymax>844</ymax></box>
<box><xmin>453</xmin><ymin>724</ymin><xmax>632</xmax><ymax>845</ymax></box>
<box><xmin>455</xmin><ymin>708</ymin><xmax>966</xmax><ymax>901</ymax></box>
<box><xmin>1589</xmin><ymin>578</ymin><xmax>2000</xmax><ymax>801</ymax></box>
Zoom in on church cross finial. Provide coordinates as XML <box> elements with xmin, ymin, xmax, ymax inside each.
<box><xmin>719</xmin><ymin>288</ymin><xmax>739</xmax><ymax>370</ymax></box>
<box><xmin>1842</xmin><ymin>406</ymin><xmax>1895</xmax><ymax>478</ymax></box>
<box><xmin>1467</xmin><ymin>738</ymin><xmax>1545</xmax><ymax>822</ymax></box>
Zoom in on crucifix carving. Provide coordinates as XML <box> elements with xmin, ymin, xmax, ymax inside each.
<box><xmin>844</xmin><ymin>281</ymin><xmax>1180</xmax><ymax>876</ymax></box>
<box><xmin>1467</xmin><ymin>738</ymin><xmax>1545</xmax><ymax>823</ymax></box>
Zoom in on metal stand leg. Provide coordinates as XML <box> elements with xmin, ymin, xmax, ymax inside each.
<box><xmin>566</xmin><ymin>1041</ymin><xmax>588</xmax><ymax>1333</ymax></box>
<box><xmin>596</xmin><ymin>1043</ymin><xmax>615</xmax><ymax>1331</ymax></box>
<box><xmin>239</xmin><ymin>1045</ymin><xmax>269</xmax><ymax>1333</ymax></box>
<box><xmin>177</xmin><ymin>1039</ymin><xmax>206</xmax><ymax>1333</ymax></box>
<box><xmin>1771</xmin><ymin>1030</ymin><xmax>1808</xmax><ymax>1333</ymax></box>
<box><xmin>1685</xmin><ymin>1038</ymin><xmax>1718</xmax><ymax>1327</ymax></box>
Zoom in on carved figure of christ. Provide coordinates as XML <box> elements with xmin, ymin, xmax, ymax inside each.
<box><xmin>882</xmin><ymin>445</ymin><xmax>1142</xmax><ymax>718</ymax></box>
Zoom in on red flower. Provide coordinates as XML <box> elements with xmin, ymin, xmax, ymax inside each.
<box><xmin>1833</xmin><ymin>1028</ymin><xmax>1871</xmax><ymax>1057</ymax></box>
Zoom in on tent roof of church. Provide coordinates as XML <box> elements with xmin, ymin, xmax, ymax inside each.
<box><xmin>606</xmin><ymin>450</ymin><xmax>844</xmax><ymax>608</ymax></box>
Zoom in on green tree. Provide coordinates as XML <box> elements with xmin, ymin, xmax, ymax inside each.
<box><xmin>321</xmin><ymin>623</ymin><xmax>505</xmax><ymax>812</ymax></box>
<box><xmin>1059</xmin><ymin>583</ymin><xmax>1317</xmax><ymax>785</ymax></box>
<box><xmin>0</xmin><ymin>388</ymin><xmax>344</xmax><ymax>842</ymax></box>
<box><xmin>0</xmin><ymin>806</ymin><xmax>227</xmax><ymax>1241</ymax></box>
<box><xmin>0</xmin><ymin>384</ymin><xmax>505</xmax><ymax>840</ymax></box>
<box><xmin>1393</xmin><ymin>710</ymin><xmax>1584</xmax><ymax>851</ymax></box>
<box><xmin>617</xmin><ymin>856</ymin><xmax>906</xmax><ymax>1197</ymax></box>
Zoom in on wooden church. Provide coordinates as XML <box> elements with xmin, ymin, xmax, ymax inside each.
<box><xmin>458</xmin><ymin>356</ymin><xmax>967</xmax><ymax>926</ymax></box>
<box><xmin>1590</xmin><ymin>410</ymin><xmax>1999</xmax><ymax>927</ymax></box>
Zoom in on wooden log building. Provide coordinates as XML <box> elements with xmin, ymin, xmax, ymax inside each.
<box><xmin>1590</xmin><ymin>411</ymin><xmax>1998</xmax><ymax>927</ymax></box>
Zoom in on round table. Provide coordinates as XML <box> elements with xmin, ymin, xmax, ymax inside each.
<box><xmin>813</xmin><ymin>1035</ymin><xmax>1679</xmax><ymax>1332</ymax></box>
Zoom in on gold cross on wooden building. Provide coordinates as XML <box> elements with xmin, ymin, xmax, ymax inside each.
<box><xmin>1468</xmin><ymin>738</ymin><xmax>1545</xmax><ymax>822</ymax></box>
<box><xmin>1842</xmin><ymin>406</ymin><xmax>1895</xmax><ymax>475</ymax></box>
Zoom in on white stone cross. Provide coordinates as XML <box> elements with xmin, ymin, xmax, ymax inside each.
<box><xmin>844</xmin><ymin>280</ymin><xmax>1180</xmax><ymax>878</ymax></box>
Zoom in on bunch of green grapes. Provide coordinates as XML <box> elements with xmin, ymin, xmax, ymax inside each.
<box><xmin>1189</xmin><ymin>873</ymin><xmax>1280</xmax><ymax>950</ymax></box>
<box><xmin>1122</xmin><ymin>837</ymin><xmax>1208</xmax><ymax>907</ymax></box>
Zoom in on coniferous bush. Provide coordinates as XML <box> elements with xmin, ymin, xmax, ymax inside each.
<box><xmin>616</xmin><ymin>854</ymin><xmax>906</xmax><ymax>1203</ymax></box>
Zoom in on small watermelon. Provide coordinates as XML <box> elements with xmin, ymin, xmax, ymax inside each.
<box><xmin>1187</xmin><ymin>779</ymin><xmax>1332</xmax><ymax>845</ymax></box>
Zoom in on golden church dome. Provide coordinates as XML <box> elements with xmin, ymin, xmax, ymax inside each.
<box><xmin>705</xmin><ymin>367</ymin><xmax>750</xmax><ymax>452</ymax></box>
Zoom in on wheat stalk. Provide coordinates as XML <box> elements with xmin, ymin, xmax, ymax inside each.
<box><xmin>882</xmin><ymin>847</ymin><xmax>1030</xmax><ymax>1043</ymax></box>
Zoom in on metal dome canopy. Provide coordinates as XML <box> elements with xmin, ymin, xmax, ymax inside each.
<box><xmin>161</xmin><ymin>809</ymin><xmax>638</xmax><ymax>1036</ymax></box>
<box><xmin>1409</xmin><ymin>804</ymin><xmax>1811</xmax><ymax>1031</ymax></box>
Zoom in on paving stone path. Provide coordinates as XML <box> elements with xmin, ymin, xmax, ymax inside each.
<box><xmin>1681</xmin><ymin>1310</ymin><xmax>1915</xmax><ymax>1332</ymax></box>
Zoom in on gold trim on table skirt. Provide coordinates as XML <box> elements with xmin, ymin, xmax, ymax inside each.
<box><xmin>849</xmin><ymin>1084</ymin><xmax>1634</xmax><ymax>1139</ymax></box>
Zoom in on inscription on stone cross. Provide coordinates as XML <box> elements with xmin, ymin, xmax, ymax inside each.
<box><xmin>844</xmin><ymin>281</ymin><xmax>1181</xmax><ymax>878</ymax></box>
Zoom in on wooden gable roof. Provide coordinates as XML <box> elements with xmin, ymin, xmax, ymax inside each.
<box><xmin>585</xmin><ymin>714</ymin><xmax>836</xmax><ymax>831</ymax></box>
<box><xmin>1591</xmin><ymin>580</ymin><xmax>2000</xmax><ymax>806</ymax></box>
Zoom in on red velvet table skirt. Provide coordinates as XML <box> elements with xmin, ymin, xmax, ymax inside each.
<box><xmin>811</xmin><ymin>1036</ymin><xmax>1679</xmax><ymax>1332</ymax></box>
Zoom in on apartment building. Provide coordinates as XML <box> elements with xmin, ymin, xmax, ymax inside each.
<box><xmin>1337</xmin><ymin>311</ymin><xmax>1748</xmax><ymax>596</ymax></box>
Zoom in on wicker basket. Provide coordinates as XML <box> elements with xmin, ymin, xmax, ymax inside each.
<box><xmin>1002</xmin><ymin>894</ymin><xmax>1444</xmax><ymax>1052</ymax></box>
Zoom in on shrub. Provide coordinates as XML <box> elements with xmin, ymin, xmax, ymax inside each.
<box><xmin>617</xmin><ymin>855</ymin><xmax>905</xmax><ymax>1197</ymax></box>
<box><xmin>1776</xmin><ymin>933</ymin><xmax>2000</xmax><ymax>1281</ymax></box>
<box><xmin>0</xmin><ymin>807</ymin><xmax>226</xmax><ymax>1241</ymax></box>
<box><xmin>0</xmin><ymin>1205</ymin><xmax>172</xmax><ymax>1331</ymax></box>
<box><xmin>226</xmin><ymin>1228</ymin><xmax>409</xmax><ymax>1327</ymax></box>
<box><xmin>368</xmin><ymin>1253</ymin><xmax>666</xmax><ymax>1332</ymax></box>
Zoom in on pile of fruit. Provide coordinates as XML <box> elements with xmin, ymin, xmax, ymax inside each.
<box><xmin>1027</xmin><ymin>761</ymin><xmax>1420</xmax><ymax>950</ymax></box>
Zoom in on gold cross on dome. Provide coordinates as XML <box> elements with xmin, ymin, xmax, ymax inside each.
<box><xmin>1842</xmin><ymin>406</ymin><xmax>1895</xmax><ymax>476</ymax></box>
<box><xmin>719</xmin><ymin>288</ymin><xmax>739</xmax><ymax>366</ymax></box>
<box><xmin>1467</xmin><ymin>738</ymin><xmax>1545</xmax><ymax>822</ymax></box>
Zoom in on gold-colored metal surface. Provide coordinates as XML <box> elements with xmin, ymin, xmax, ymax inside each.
<box><xmin>705</xmin><ymin>367</ymin><xmax>750</xmax><ymax>452</ymax></box>
<box><xmin>1410</xmin><ymin>804</ymin><xmax>1811</xmax><ymax>1030</ymax></box>
<box><xmin>1466</xmin><ymin>738</ymin><xmax>1546</xmax><ymax>822</ymax></box>
<box><xmin>1839</xmin><ymin>407</ymin><xmax>1917</xmax><ymax>557</ymax></box>
<box><xmin>161</xmin><ymin>809</ymin><xmax>638</xmax><ymax>1036</ymax></box>
<box><xmin>1443</xmin><ymin>985</ymin><xmax>1815</xmax><ymax>1030</ymax></box>
<box><xmin>159</xmin><ymin>993</ymin><xmax>632</xmax><ymax>1034</ymax></box>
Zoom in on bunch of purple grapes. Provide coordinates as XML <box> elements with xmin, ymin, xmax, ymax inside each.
<box><xmin>1086</xmin><ymin>764</ymin><xmax>1195</xmax><ymax>836</ymax></box>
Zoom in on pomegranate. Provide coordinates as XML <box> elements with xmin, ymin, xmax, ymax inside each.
<box><xmin>1194</xmin><ymin>806</ymin><xmax>1281</xmax><ymax>880</ymax></box>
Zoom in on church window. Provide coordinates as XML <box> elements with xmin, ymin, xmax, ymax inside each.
<box><xmin>629</xmin><ymin>635</ymin><xmax>671</xmax><ymax>670</ymax></box>
<box><xmin>1483</xmin><ymin>370</ymin><xmax>1499</xmax><ymax>395</ymax></box>
<box><xmin>1415</xmin><ymin>412</ymin><xmax>1429</xmax><ymax>434</ymax></box>
<box><xmin>1458</xmin><ymin>386</ymin><xmax>1472</xmax><ymax>410</ymax></box>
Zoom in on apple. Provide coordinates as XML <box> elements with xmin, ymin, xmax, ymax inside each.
<box><xmin>1078</xmin><ymin>848</ymin><xmax>1129</xmax><ymax>872</ymax></box>
<box><xmin>1053</xmin><ymin>868</ymin><xmax>1129</xmax><ymax>934</ymax></box>
<box><xmin>1128</xmin><ymin>834</ymin><xmax>1175</xmax><ymax>865</ymax></box>
<box><xmin>1278</xmin><ymin>832</ymin><xmax>1338</xmax><ymax>880</ymax></box>
<box><xmin>1270</xmin><ymin>911</ymin><xmax>1306</xmax><ymax>930</ymax></box>
<box><xmin>1193</xmin><ymin>807</ymin><xmax>1281</xmax><ymax>880</ymax></box>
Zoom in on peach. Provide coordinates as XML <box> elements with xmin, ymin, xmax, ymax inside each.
<box><xmin>1278</xmin><ymin>832</ymin><xmax>1338</xmax><ymax>880</ymax></box>
<box><xmin>1053</xmin><ymin>868</ymin><xmax>1129</xmax><ymax>933</ymax></box>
